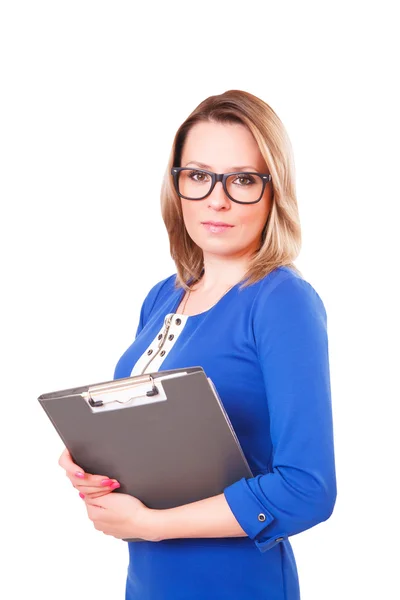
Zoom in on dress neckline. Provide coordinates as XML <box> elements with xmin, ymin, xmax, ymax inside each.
<box><xmin>172</xmin><ymin>282</ymin><xmax>240</xmax><ymax>318</ymax></box>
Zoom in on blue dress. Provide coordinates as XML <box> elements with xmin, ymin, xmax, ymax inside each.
<box><xmin>114</xmin><ymin>266</ymin><xmax>337</xmax><ymax>600</ymax></box>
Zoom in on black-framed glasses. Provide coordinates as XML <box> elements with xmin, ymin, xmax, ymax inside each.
<box><xmin>171</xmin><ymin>167</ymin><xmax>272</xmax><ymax>204</ymax></box>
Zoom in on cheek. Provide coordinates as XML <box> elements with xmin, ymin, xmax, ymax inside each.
<box><xmin>244</xmin><ymin>195</ymin><xmax>272</xmax><ymax>234</ymax></box>
<box><xmin>238</xmin><ymin>207</ymin><xmax>268</xmax><ymax>234</ymax></box>
<box><xmin>181</xmin><ymin>202</ymin><xmax>198</xmax><ymax>229</ymax></box>
<box><xmin>181</xmin><ymin>202</ymin><xmax>204</xmax><ymax>242</ymax></box>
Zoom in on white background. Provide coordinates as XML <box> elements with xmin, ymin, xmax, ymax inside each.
<box><xmin>1</xmin><ymin>1</ymin><xmax>398</xmax><ymax>598</ymax></box>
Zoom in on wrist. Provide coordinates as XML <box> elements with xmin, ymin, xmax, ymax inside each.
<box><xmin>140</xmin><ymin>508</ymin><xmax>164</xmax><ymax>543</ymax></box>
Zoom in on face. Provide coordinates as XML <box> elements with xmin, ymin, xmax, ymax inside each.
<box><xmin>179</xmin><ymin>120</ymin><xmax>273</xmax><ymax>261</ymax></box>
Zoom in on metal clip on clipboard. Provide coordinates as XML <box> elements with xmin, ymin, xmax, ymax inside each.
<box><xmin>81</xmin><ymin>372</ymin><xmax>187</xmax><ymax>413</ymax></box>
<box><xmin>86</xmin><ymin>374</ymin><xmax>159</xmax><ymax>407</ymax></box>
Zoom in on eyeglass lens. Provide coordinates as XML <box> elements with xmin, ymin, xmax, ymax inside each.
<box><xmin>177</xmin><ymin>169</ymin><xmax>264</xmax><ymax>202</ymax></box>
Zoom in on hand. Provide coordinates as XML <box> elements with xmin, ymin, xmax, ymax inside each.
<box><xmin>58</xmin><ymin>447</ymin><xmax>121</xmax><ymax>499</ymax></box>
<box><xmin>83</xmin><ymin>492</ymin><xmax>157</xmax><ymax>541</ymax></box>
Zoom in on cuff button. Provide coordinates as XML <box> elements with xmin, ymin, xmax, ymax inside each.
<box><xmin>258</xmin><ymin>513</ymin><xmax>266</xmax><ymax>522</ymax></box>
<box><xmin>275</xmin><ymin>537</ymin><xmax>284</xmax><ymax>542</ymax></box>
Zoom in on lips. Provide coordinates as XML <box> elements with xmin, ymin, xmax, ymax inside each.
<box><xmin>202</xmin><ymin>221</ymin><xmax>233</xmax><ymax>227</ymax></box>
<box><xmin>201</xmin><ymin>221</ymin><xmax>234</xmax><ymax>233</ymax></box>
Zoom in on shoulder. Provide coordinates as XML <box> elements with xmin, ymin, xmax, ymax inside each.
<box><xmin>143</xmin><ymin>273</ymin><xmax>177</xmax><ymax>302</ymax></box>
<box><xmin>140</xmin><ymin>273</ymin><xmax>177</xmax><ymax>314</ymax></box>
<box><xmin>251</xmin><ymin>266</ymin><xmax>327</xmax><ymax>326</ymax></box>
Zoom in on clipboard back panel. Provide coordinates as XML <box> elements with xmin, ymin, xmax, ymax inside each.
<box><xmin>39</xmin><ymin>369</ymin><xmax>253</xmax><ymax>510</ymax></box>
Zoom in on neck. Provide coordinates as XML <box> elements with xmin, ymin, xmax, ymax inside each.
<box><xmin>194</xmin><ymin>253</ymin><xmax>251</xmax><ymax>292</ymax></box>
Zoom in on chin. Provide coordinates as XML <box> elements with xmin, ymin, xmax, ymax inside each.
<box><xmin>199</xmin><ymin>241</ymin><xmax>241</xmax><ymax>257</ymax></box>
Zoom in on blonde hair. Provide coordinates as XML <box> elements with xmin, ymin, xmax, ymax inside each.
<box><xmin>160</xmin><ymin>89</ymin><xmax>302</xmax><ymax>291</ymax></box>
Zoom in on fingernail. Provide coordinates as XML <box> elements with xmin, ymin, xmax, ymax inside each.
<box><xmin>75</xmin><ymin>471</ymin><xmax>85</xmax><ymax>479</ymax></box>
<box><xmin>101</xmin><ymin>479</ymin><xmax>111</xmax><ymax>486</ymax></box>
<box><xmin>110</xmin><ymin>482</ymin><xmax>120</xmax><ymax>490</ymax></box>
<box><xmin>79</xmin><ymin>492</ymin><xmax>85</xmax><ymax>499</ymax></box>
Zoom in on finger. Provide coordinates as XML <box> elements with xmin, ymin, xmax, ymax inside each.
<box><xmin>77</xmin><ymin>474</ymin><xmax>119</xmax><ymax>486</ymax></box>
<box><xmin>85</xmin><ymin>501</ymin><xmax>106</xmax><ymax>517</ymax></box>
<box><xmin>60</xmin><ymin>449</ymin><xmax>120</xmax><ymax>490</ymax></box>
<box><xmin>77</xmin><ymin>490</ymin><xmax>111</xmax><ymax>501</ymax></box>
<box><xmin>77</xmin><ymin>491</ymin><xmax>108</xmax><ymax>500</ymax></box>
<box><xmin>58</xmin><ymin>447</ymin><xmax>70</xmax><ymax>467</ymax></box>
<box><xmin>82</xmin><ymin>488</ymin><xmax>119</xmax><ymax>499</ymax></box>
<box><xmin>68</xmin><ymin>473</ymin><xmax>120</xmax><ymax>491</ymax></box>
<box><xmin>75</xmin><ymin>483</ymin><xmax>120</xmax><ymax>496</ymax></box>
<box><xmin>84</xmin><ymin>494</ymin><xmax>111</xmax><ymax>508</ymax></box>
<box><xmin>59</xmin><ymin>448</ymin><xmax>85</xmax><ymax>477</ymax></box>
<box><xmin>65</xmin><ymin>468</ymin><xmax>115</xmax><ymax>484</ymax></box>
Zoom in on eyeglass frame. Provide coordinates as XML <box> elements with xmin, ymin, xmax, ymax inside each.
<box><xmin>171</xmin><ymin>167</ymin><xmax>272</xmax><ymax>205</ymax></box>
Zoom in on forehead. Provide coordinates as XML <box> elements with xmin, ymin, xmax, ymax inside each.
<box><xmin>181</xmin><ymin>121</ymin><xmax>267</xmax><ymax>171</ymax></box>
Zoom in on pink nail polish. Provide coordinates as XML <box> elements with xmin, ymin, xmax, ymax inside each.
<box><xmin>101</xmin><ymin>479</ymin><xmax>111</xmax><ymax>486</ymax></box>
<box><xmin>79</xmin><ymin>492</ymin><xmax>85</xmax><ymax>499</ymax></box>
<box><xmin>110</xmin><ymin>482</ymin><xmax>120</xmax><ymax>490</ymax></box>
<box><xmin>75</xmin><ymin>471</ymin><xmax>85</xmax><ymax>479</ymax></box>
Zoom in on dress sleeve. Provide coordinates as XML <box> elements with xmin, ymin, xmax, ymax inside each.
<box><xmin>133</xmin><ymin>275</ymin><xmax>175</xmax><ymax>338</ymax></box>
<box><xmin>134</xmin><ymin>294</ymin><xmax>147</xmax><ymax>338</ymax></box>
<box><xmin>223</xmin><ymin>276</ymin><xmax>337</xmax><ymax>553</ymax></box>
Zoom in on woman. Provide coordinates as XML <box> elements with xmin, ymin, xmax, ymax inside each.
<box><xmin>59</xmin><ymin>89</ymin><xmax>337</xmax><ymax>599</ymax></box>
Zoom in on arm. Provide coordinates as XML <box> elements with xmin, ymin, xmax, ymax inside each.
<box><xmin>151</xmin><ymin>493</ymin><xmax>248</xmax><ymax>542</ymax></box>
<box><xmin>222</xmin><ymin>276</ymin><xmax>337</xmax><ymax>552</ymax></box>
<box><xmin>151</xmin><ymin>276</ymin><xmax>337</xmax><ymax>551</ymax></box>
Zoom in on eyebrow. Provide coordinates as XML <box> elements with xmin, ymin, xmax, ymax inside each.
<box><xmin>184</xmin><ymin>160</ymin><xmax>259</xmax><ymax>171</ymax></box>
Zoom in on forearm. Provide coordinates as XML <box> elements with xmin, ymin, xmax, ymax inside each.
<box><xmin>150</xmin><ymin>492</ymin><xmax>248</xmax><ymax>542</ymax></box>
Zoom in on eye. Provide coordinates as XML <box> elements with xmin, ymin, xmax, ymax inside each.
<box><xmin>233</xmin><ymin>173</ymin><xmax>256</xmax><ymax>186</ymax></box>
<box><xmin>188</xmin><ymin>169</ymin><xmax>210</xmax><ymax>183</ymax></box>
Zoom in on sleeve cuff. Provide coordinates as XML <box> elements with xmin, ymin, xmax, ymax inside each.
<box><xmin>223</xmin><ymin>477</ymin><xmax>288</xmax><ymax>553</ymax></box>
<box><xmin>223</xmin><ymin>476</ymin><xmax>275</xmax><ymax>539</ymax></box>
<box><xmin>253</xmin><ymin>532</ymin><xmax>288</xmax><ymax>552</ymax></box>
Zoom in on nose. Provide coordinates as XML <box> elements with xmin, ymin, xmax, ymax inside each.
<box><xmin>207</xmin><ymin>180</ymin><xmax>231</xmax><ymax>210</ymax></box>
